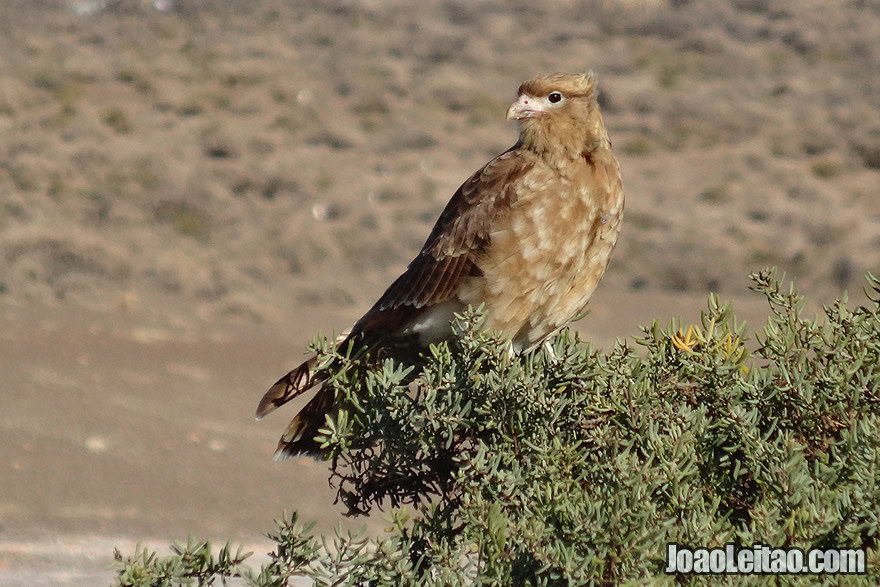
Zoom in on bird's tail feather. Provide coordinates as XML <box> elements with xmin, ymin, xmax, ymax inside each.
<box><xmin>257</xmin><ymin>328</ymin><xmax>364</xmax><ymax>421</ymax></box>
<box><xmin>258</xmin><ymin>325</ymin><xmax>389</xmax><ymax>459</ymax></box>
<box><xmin>255</xmin><ymin>355</ymin><xmax>322</xmax><ymax>420</ymax></box>
<box><xmin>272</xmin><ymin>386</ymin><xmax>335</xmax><ymax>460</ymax></box>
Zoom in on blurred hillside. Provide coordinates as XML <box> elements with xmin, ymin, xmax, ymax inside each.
<box><xmin>0</xmin><ymin>0</ymin><xmax>877</xmax><ymax>329</ymax></box>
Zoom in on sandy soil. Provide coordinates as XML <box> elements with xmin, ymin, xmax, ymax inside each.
<box><xmin>0</xmin><ymin>0</ymin><xmax>877</xmax><ymax>583</ymax></box>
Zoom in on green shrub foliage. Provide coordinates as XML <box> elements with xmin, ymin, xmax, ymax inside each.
<box><xmin>113</xmin><ymin>270</ymin><xmax>880</xmax><ymax>585</ymax></box>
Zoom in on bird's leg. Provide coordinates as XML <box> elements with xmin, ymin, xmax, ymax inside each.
<box><xmin>542</xmin><ymin>339</ymin><xmax>559</xmax><ymax>364</ymax></box>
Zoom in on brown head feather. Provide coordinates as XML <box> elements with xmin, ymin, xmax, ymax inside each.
<box><xmin>517</xmin><ymin>72</ymin><xmax>596</xmax><ymax>100</ymax></box>
<box><xmin>512</xmin><ymin>72</ymin><xmax>607</xmax><ymax>170</ymax></box>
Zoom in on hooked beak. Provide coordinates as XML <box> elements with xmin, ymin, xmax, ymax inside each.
<box><xmin>506</xmin><ymin>94</ymin><xmax>543</xmax><ymax>121</ymax></box>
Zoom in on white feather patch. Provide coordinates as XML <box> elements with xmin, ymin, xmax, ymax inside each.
<box><xmin>401</xmin><ymin>300</ymin><xmax>464</xmax><ymax>345</ymax></box>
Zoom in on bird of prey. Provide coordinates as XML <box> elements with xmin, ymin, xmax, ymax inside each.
<box><xmin>257</xmin><ymin>72</ymin><xmax>624</xmax><ymax>459</ymax></box>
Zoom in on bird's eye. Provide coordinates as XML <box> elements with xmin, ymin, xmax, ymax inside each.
<box><xmin>548</xmin><ymin>91</ymin><xmax>563</xmax><ymax>104</ymax></box>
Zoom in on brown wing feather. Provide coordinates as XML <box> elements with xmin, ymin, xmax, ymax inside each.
<box><xmin>355</xmin><ymin>147</ymin><xmax>534</xmax><ymax>329</ymax></box>
<box><xmin>256</xmin><ymin>146</ymin><xmax>533</xmax><ymax>429</ymax></box>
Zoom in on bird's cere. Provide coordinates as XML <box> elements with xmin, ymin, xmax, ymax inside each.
<box><xmin>506</xmin><ymin>94</ymin><xmax>545</xmax><ymax>120</ymax></box>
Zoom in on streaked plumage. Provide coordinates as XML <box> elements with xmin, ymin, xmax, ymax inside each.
<box><xmin>258</xmin><ymin>72</ymin><xmax>624</xmax><ymax>459</ymax></box>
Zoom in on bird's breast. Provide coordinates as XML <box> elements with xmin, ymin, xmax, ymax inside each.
<box><xmin>458</xmin><ymin>153</ymin><xmax>623</xmax><ymax>350</ymax></box>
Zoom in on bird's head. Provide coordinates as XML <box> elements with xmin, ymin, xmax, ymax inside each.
<box><xmin>507</xmin><ymin>72</ymin><xmax>608</xmax><ymax>165</ymax></box>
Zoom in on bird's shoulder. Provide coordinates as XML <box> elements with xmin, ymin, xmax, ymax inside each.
<box><xmin>424</xmin><ymin>145</ymin><xmax>539</xmax><ymax>258</ymax></box>
<box><xmin>362</xmin><ymin>146</ymin><xmax>536</xmax><ymax>317</ymax></box>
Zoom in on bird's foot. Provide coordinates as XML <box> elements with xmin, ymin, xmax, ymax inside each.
<box><xmin>542</xmin><ymin>339</ymin><xmax>559</xmax><ymax>364</ymax></box>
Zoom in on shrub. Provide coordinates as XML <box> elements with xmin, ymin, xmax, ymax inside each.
<box><xmin>113</xmin><ymin>269</ymin><xmax>880</xmax><ymax>585</ymax></box>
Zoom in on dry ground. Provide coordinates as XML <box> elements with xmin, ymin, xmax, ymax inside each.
<box><xmin>0</xmin><ymin>0</ymin><xmax>877</xmax><ymax>583</ymax></box>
